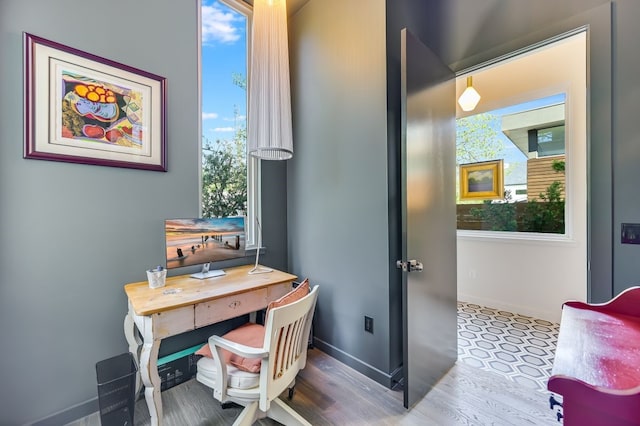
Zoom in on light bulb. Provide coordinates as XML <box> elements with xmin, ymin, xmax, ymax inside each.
<box><xmin>458</xmin><ymin>76</ymin><xmax>481</xmax><ymax>112</ymax></box>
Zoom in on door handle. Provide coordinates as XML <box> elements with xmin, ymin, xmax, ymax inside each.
<box><xmin>396</xmin><ymin>259</ymin><xmax>424</xmax><ymax>272</ymax></box>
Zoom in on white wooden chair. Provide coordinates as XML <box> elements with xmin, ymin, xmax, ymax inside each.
<box><xmin>196</xmin><ymin>285</ymin><xmax>319</xmax><ymax>426</ymax></box>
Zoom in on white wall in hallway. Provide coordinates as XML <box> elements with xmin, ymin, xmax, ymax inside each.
<box><xmin>456</xmin><ymin>32</ymin><xmax>587</xmax><ymax>323</ymax></box>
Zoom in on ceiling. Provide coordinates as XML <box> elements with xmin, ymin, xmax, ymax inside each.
<box><xmin>242</xmin><ymin>0</ymin><xmax>310</xmax><ymax>15</ymax></box>
<box><xmin>287</xmin><ymin>0</ymin><xmax>311</xmax><ymax>16</ymax></box>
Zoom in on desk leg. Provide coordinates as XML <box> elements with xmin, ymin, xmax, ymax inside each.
<box><xmin>123</xmin><ymin>312</ymin><xmax>142</xmax><ymax>395</ymax></box>
<box><xmin>140</xmin><ymin>321</ymin><xmax>163</xmax><ymax>426</ymax></box>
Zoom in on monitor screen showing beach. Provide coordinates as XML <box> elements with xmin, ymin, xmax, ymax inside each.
<box><xmin>165</xmin><ymin>217</ymin><xmax>246</xmax><ymax>270</ymax></box>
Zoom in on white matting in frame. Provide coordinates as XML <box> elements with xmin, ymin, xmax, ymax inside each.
<box><xmin>24</xmin><ymin>32</ymin><xmax>167</xmax><ymax>171</ymax></box>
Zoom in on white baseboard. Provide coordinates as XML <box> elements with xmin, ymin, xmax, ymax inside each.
<box><xmin>457</xmin><ymin>292</ymin><xmax>561</xmax><ymax>323</ymax></box>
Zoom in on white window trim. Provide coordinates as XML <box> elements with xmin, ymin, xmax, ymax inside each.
<box><xmin>198</xmin><ymin>0</ymin><xmax>261</xmax><ymax>250</ymax></box>
<box><xmin>455</xmin><ymin>88</ymin><xmax>574</xmax><ymax>244</ymax></box>
<box><xmin>455</xmin><ymin>30</ymin><xmax>586</xmax><ymax>245</ymax></box>
<box><xmin>456</xmin><ymin>87</ymin><xmax>573</xmax><ymax>243</ymax></box>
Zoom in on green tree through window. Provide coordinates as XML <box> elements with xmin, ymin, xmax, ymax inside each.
<box><xmin>202</xmin><ymin>118</ymin><xmax>247</xmax><ymax>217</ymax></box>
<box><xmin>456</xmin><ymin>113</ymin><xmax>502</xmax><ymax>165</ymax></box>
<box><xmin>201</xmin><ymin>0</ymin><xmax>252</xmax><ymax>221</ymax></box>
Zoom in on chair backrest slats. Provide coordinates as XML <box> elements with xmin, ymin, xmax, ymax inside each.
<box><xmin>262</xmin><ymin>285</ymin><xmax>318</xmax><ymax>404</ymax></box>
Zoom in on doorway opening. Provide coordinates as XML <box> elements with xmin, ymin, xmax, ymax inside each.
<box><xmin>454</xmin><ymin>30</ymin><xmax>587</xmax><ymax>392</ymax></box>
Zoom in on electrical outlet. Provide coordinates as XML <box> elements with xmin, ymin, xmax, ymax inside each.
<box><xmin>364</xmin><ymin>316</ymin><xmax>373</xmax><ymax>333</ymax></box>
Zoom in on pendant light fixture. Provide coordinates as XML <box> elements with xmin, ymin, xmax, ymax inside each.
<box><xmin>247</xmin><ymin>0</ymin><xmax>293</xmax><ymax>160</ymax></box>
<box><xmin>458</xmin><ymin>76</ymin><xmax>481</xmax><ymax>112</ymax></box>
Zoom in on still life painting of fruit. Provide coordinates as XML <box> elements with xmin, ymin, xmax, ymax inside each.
<box><xmin>61</xmin><ymin>71</ymin><xmax>144</xmax><ymax>149</ymax></box>
<box><xmin>24</xmin><ymin>32</ymin><xmax>166</xmax><ymax>171</ymax></box>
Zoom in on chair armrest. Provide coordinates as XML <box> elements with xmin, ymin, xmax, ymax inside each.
<box><xmin>205</xmin><ymin>335</ymin><xmax>268</xmax><ymax>403</ymax></box>
<box><xmin>209</xmin><ymin>335</ymin><xmax>269</xmax><ymax>359</ymax></box>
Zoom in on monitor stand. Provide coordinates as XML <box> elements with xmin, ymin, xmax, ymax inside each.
<box><xmin>191</xmin><ymin>263</ymin><xmax>225</xmax><ymax>280</ymax></box>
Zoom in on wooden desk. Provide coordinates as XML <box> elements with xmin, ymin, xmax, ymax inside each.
<box><xmin>123</xmin><ymin>264</ymin><xmax>297</xmax><ymax>426</ymax></box>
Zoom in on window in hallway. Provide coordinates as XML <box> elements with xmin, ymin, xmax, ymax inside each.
<box><xmin>456</xmin><ymin>94</ymin><xmax>567</xmax><ymax>234</ymax></box>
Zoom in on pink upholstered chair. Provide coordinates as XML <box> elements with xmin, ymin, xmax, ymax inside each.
<box><xmin>197</xmin><ymin>284</ymin><xmax>318</xmax><ymax>426</ymax></box>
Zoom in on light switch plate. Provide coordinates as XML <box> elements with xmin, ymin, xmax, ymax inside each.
<box><xmin>621</xmin><ymin>223</ymin><xmax>640</xmax><ymax>244</ymax></box>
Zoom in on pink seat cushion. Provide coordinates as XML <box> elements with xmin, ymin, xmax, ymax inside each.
<box><xmin>196</xmin><ymin>323</ymin><xmax>265</xmax><ymax>373</ymax></box>
<box><xmin>197</xmin><ymin>356</ymin><xmax>260</xmax><ymax>390</ymax></box>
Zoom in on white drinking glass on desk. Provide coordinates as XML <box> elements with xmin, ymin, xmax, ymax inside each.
<box><xmin>147</xmin><ymin>268</ymin><xmax>167</xmax><ymax>289</ymax></box>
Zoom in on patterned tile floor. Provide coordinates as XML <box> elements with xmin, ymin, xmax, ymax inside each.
<box><xmin>457</xmin><ymin>301</ymin><xmax>560</xmax><ymax>393</ymax></box>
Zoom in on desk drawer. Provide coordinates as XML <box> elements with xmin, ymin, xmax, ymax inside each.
<box><xmin>152</xmin><ymin>306</ymin><xmax>195</xmax><ymax>339</ymax></box>
<box><xmin>195</xmin><ymin>288</ymin><xmax>268</xmax><ymax>327</ymax></box>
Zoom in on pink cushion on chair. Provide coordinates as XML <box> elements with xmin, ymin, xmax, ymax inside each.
<box><xmin>195</xmin><ymin>323</ymin><xmax>266</xmax><ymax>373</ymax></box>
<box><xmin>266</xmin><ymin>278</ymin><xmax>310</xmax><ymax>320</ymax></box>
<box><xmin>197</xmin><ymin>356</ymin><xmax>260</xmax><ymax>389</ymax></box>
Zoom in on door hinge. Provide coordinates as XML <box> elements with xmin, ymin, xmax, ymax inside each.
<box><xmin>396</xmin><ymin>259</ymin><xmax>423</xmax><ymax>272</ymax></box>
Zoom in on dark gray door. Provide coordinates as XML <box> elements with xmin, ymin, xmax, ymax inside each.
<box><xmin>400</xmin><ymin>28</ymin><xmax>457</xmax><ymax>409</ymax></box>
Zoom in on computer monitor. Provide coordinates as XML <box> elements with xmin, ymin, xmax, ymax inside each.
<box><xmin>164</xmin><ymin>217</ymin><xmax>246</xmax><ymax>279</ymax></box>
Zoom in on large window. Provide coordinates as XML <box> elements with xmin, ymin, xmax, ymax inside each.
<box><xmin>200</xmin><ymin>0</ymin><xmax>259</xmax><ymax>247</ymax></box>
<box><xmin>456</xmin><ymin>94</ymin><xmax>567</xmax><ymax>234</ymax></box>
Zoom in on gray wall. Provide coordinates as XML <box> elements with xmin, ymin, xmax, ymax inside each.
<box><xmin>409</xmin><ymin>0</ymin><xmax>640</xmax><ymax>297</ymax></box>
<box><xmin>0</xmin><ymin>0</ymin><xmax>287</xmax><ymax>424</ymax></box>
<box><xmin>288</xmin><ymin>0</ymin><xmax>636</xmax><ymax>391</ymax></box>
<box><xmin>386</xmin><ymin>1</ymin><xmax>615</xmax><ymax>305</ymax></box>
<box><xmin>288</xmin><ymin>0</ymin><xmax>396</xmax><ymax>384</ymax></box>
<box><xmin>385</xmin><ymin>0</ymin><xmax>624</xmax><ymax>302</ymax></box>
<box><xmin>612</xmin><ymin>0</ymin><xmax>640</xmax><ymax>294</ymax></box>
<box><xmin>3</xmin><ymin>0</ymin><xmax>640</xmax><ymax>423</ymax></box>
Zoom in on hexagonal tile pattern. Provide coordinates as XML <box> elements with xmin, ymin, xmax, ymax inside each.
<box><xmin>480</xmin><ymin>332</ymin><xmax>500</xmax><ymax>342</ymax></box>
<box><xmin>495</xmin><ymin>351</ymin><xmax>518</xmax><ymax>363</ymax></box>
<box><xmin>485</xmin><ymin>326</ymin><xmax>505</xmax><ymax>335</ymax></box>
<box><xmin>476</xmin><ymin>340</ymin><xmax>496</xmax><ymax>350</ymax></box>
<box><xmin>524</xmin><ymin>346</ymin><xmax>547</xmax><ymax>356</ymax></box>
<box><xmin>521</xmin><ymin>354</ymin><xmax>546</xmax><ymax>367</ymax></box>
<box><xmin>457</xmin><ymin>301</ymin><xmax>559</xmax><ymax>393</ymax></box>
<box><xmin>517</xmin><ymin>364</ymin><xmax>545</xmax><ymax>378</ymax></box>
<box><xmin>462</xmin><ymin>357</ymin><xmax>485</xmax><ymax>369</ymax></box>
<box><xmin>527</xmin><ymin>337</ymin><xmax>550</xmax><ymax>348</ymax></box>
<box><xmin>498</xmin><ymin>342</ymin><xmax>521</xmax><ymax>353</ymax></box>
<box><xmin>488</xmin><ymin>360</ymin><xmax>515</xmax><ymax>373</ymax></box>
<box><xmin>458</xmin><ymin>338</ymin><xmax>472</xmax><ymax>348</ymax></box>
<box><xmin>459</xmin><ymin>330</ymin><xmax>477</xmax><ymax>339</ymax></box>
<box><xmin>469</xmin><ymin>348</ymin><xmax>491</xmax><ymax>359</ymax></box>
<box><xmin>504</xmin><ymin>335</ymin><xmax>525</xmax><ymax>345</ymax></box>
<box><xmin>506</xmin><ymin>329</ymin><xmax>527</xmax><ymax>337</ymax></box>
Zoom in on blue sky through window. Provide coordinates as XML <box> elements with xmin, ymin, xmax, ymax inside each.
<box><xmin>475</xmin><ymin>93</ymin><xmax>567</xmax><ymax>164</ymax></box>
<box><xmin>201</xmin><ymin>0</ymin><xmax>247</xmax><ymax>144</ymax></box>
<box><xmin>492</xmin><ymin>93</ymin><xmax>565</xmax><ymax>117</ymax></box>
<box><xmin>497</xmin><ymin>93</ymin><xmax>566</xmax><ymax>163</ymax></box>
<box><xmin>456</xmin><ymin>93</ymin><xmax>566</xmax><ymax>188</ymax></box>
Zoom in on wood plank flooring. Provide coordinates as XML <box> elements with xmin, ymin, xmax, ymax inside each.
<box><xmin>69</xmin><ymin>349</ymin><xmax>557</xmax><ymax>425</ymax></box>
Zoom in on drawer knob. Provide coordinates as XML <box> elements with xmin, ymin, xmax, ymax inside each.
<box><xmin>228</xmin><ymin>300</ymin><xmax>241</xmax><ymax>309</ymax></box>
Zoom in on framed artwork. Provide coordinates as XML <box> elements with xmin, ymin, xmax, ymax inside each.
<box><xmin>23</xmin><ymin>33</ymin><xmax>167</xmax><ymax>171</ymax></box>
<box><xmin>459</xmin><ymin>159</ymin><xmax>504</xmax><ymax>201</ymax></box>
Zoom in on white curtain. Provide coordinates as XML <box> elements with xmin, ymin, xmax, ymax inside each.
<box><xmin>247</xmin><ymin>0</ymin><xmax>293</xmax><ymax>160</ymax></box>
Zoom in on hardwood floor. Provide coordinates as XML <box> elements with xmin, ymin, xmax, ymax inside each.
<box><xmin>70</xmin><ymin>349</ymin><xmax>557</xmax><ymax>425</ymax></box>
